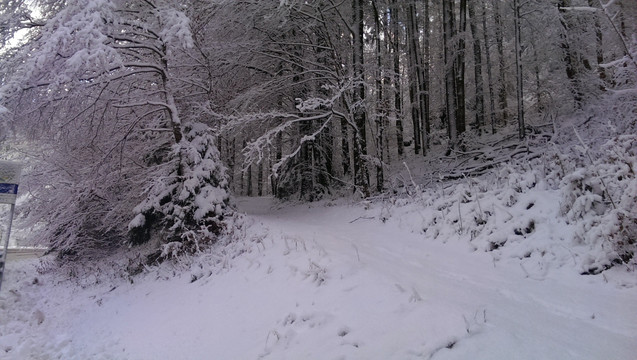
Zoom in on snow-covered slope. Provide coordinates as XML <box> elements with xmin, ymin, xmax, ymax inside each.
<box><xmin>1</xmin><ymin>194</ymin><xmax>636</xmax><ymax>359</ymax></box>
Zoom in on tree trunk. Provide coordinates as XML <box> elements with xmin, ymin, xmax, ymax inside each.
<box><xmin>468</xmin><ymin>0</ymin><xmax>485</xmax><ymax>134</ymax></box>
<box><xmin>455</xmin><ymin>0</ymin><xmax>467</xmax><ymax>138</ymax></box>
<box><xmin>352</xmin><ymin>0</ymin><xmax>369</xmax><ymax>196</ymax></box>
<box><xmin>257</xmin><ymin>160</ymin><xmax>263</xmax><ymax>196</ymax></box>
<box><xmin>494</xmin><ymin>0</ymin><xmax>508</xmax><ymax>124</ymax></box>
<box><xmin>160</xmin><ymin>44</ymin><xmax>183</xmax><ymax>144</ymax></box>
<box><xmin>618</xmin><ymin>2</ymin><xmax>626</xmax><ymax>39</ymax></box>
<box><xmin>319</xmin><ymin>125</ymin><xmax>333</xmax><ymax>191</ymax></box>
<box><xmin>228</xmin><ymin>137</ymin><xmax>236</xmax><ymax>193</ymax></box>
<box><xmin>372</xmin><ymin>0</ymin><xmax>384</xmax><ymax>192</ymax></box>
<box><xmin>247</xmin><ymin>165</ymin><xmax>253</xmax><ymax>196</ymax></box>
<box><xmin>558</xmin><ymin>0</ymin><xmax>582</xmax><ymax>107</ymax></box>
<box><xmin>390</xmin><ymin>0</ymin><xmax>404</xmax><ymax>157</ymax></box>
<box><xmin>443</xmin><ymin>0</ymin><xmax>458</xmax><ymax>150</ymax></box>
<box><xmin>422</xmin><ymin>0</ymin><xmax>431</xmax><ymax>152</ymax></box>
<box><xmin>241</xmin><ymin>139</ymin><xmax>247</xmax><ymax>194</ymax></box>
<box><xmin>273</xmin><ymin>132</ymin><xmax>282</xmax><ymax>197</ymax></box>
<box><xmin>531</xmin><ymin>35</ymin><xmax>543</xmax><ymax>113</ymax></box>
<box><xmin>514</xmin><ymin>0</ymin><xmax>525</xmax><ymax>140</ymax></box>
<box><xmin>341</xmin><ymin>116</ymin><xmax>351</xmax><ymax>177</ymax></box>
<box><xmin>482</xmin><ymin>0</ymin><xmax>496</xmax><ymax>134</ymax></box>
<box><xmin>315</xmin><ymin>27</ymin><xmax>334</xmax><ymax>197</ymax></box>
<box><xmin>588</xmin><ymin>0</ymin><xmax>606</xmax><ymax>87</ymax></box>
<box><xmin>406</xmin><ymin>2</ymin><xmax>422</xmax><ymax>155</ymax></box>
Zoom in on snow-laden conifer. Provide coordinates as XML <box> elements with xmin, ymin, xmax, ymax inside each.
<box><xmin>129</xmin><ymin>123</ymin><xmax>230</xmax><ymax>257</ymax></box>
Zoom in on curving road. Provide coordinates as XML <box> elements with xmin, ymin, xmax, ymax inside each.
<box><xmin>5</xmin><ymin>247</ymin><xmax>46</xmax><ymax>260</ymax></box>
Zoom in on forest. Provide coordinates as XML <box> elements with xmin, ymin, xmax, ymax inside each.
<box><xmin>0</xmin><ymin>0</ymin><xmax>635</xmax><ymax>260</ymax></box>
<box><xmin>1</xmin><ymin>1</ymin><xmax>636</xmax><ymax>358</ymax></box>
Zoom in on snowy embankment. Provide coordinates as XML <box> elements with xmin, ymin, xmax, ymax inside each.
<box><xmin>1</xmin><ymin>187</ymin><xmax>636</xmax><ymax>359</ymax></box>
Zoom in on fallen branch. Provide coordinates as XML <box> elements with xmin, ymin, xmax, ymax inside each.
<box><xmin>349</xmin><ymin>216</ymin><xmax>375</xmax><ymax>223</ymax></box>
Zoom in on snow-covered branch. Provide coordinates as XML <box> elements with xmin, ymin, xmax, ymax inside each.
<box><xmin>558</xmin><ymin>6</ymin><xmax>599</xmax><ymax>13</ymax></box>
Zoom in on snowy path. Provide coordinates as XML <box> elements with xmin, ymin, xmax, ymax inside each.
<box><xmin>234</xmin><ymin>197</ymin><xmax>637</xmax><ymax>360</ymax></box>
<box><xmin>1</xmin><ymin>197</ymin><xmax>636</xmax><ymax>359</ymax></box>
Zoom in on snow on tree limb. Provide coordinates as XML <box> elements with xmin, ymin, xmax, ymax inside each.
<box><xmin>558</xmin><ymin>6</ymin><xmax>600</xmax><ymax>12</ymax></box>
<box><xmin>0</xmin><ymin>0</ymin><xmax>227</xmax><ymax>258</ymax></box>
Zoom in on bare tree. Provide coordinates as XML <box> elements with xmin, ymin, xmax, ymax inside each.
<box><xmin>514</xmin><ymin>0</ymin><xmax>525</xmax><ymax>139</ymax></box>
<box><xmin>352</xmin><ymin>0</ymin><xmax>370</xmax><ymax>195</ymax></box>
<box><xmin>390</xmin><ymin>0</ymin><xmax>404</xmax><ymax>157</ymax></box>
<box><xmin>468</xmin><ymin>0</ymin><xmax>485</xmax><ymax>133</ymax></box>
<box><xmin>443</xmin><ymin>0</ymin><xmax>458</xmax><ymax>150</ymax></box>
<box><xmin>482</xmin><ymin>0</ymin><xmax>497</xmax><ymax>133</ymax></box>
<box><xmin>406</xmin><ymin>1</ymin><xmax>423</xmax><ymax>154</ymax></box>
<box><xmin>494</xmin><ymin>0</ymin><xmax>509</xmax><ymax>123</ymax></box>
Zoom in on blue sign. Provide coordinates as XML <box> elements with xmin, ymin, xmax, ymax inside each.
<box><xmin>0</xmin><ymin>183</ymin><xmax>18</xmax><ymax>194</ymax></box>
<box><xmin>0</xmin><ymin>161</ymin><xmax>22</xmax><ymax>205</ymax></box>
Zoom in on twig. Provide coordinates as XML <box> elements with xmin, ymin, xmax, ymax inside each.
<box><xmin>349</xmin><ymin>216</ymin><xmax>374</xmax><ymax>223</ymax></box>
<box><xmin>352</xmin><ymin>244</ymin><xmax>360</xmax><ymax>262</ymax></box>
<box><xmin>403</xmin><ymin>161</ymin><xmax>419</xmax><ymax>190</ymax></box>
<box><xmin>458</xmin><ymin>201</ymin><xmax>463</xmax><ymax>234</ymax></box>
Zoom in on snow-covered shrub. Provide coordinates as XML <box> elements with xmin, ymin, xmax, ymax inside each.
<box><xmin>128</xmin><ymin>123</ymin><xmax>231</xmax><ymax>257</ymax></box>
<box><xmin>27</xmin><ymin>186</ymin><xmax>125</xmax><ymax>258</ymax></box>
<box><xmin>541</xmin><ymin>152</ymin><xmax>571</xmax><ymax>189</ymax></box>
<box><xmin>560</xmin><ymin>135</ymin><xmax>637</xmax><ymax>273</ymax></box>
<box><xmin>495</xmin><ymin>165</ymin><xmax>539</xmax><ymax>206</ymax></box>
<box><xmin>14</xmin><ymin>135</ymin><xmax>144</xmax><ymax>259</ymax></box>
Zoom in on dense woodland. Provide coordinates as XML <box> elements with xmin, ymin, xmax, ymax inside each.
<box><xmin>0</xmin><ymin>0</ymin><xmax>635</xmax><ymax>258</ymax></box>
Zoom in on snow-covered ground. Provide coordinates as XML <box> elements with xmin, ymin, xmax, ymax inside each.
<box><xmin>1</xmin><ymin>192</ymin><xmax>636</xmax><ymax>359</ymax></box>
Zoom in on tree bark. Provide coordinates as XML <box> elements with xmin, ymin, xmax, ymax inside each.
<box><xmin>160</xmin><ymin>44</ymin><xmax>183</xmax><ymax>144</ymax></box>
<box><xmin>588</xmin><ymin>0</ymin><xmax>606</xmax><ymax>87</ymax></box>
<box><xmin>229</xmin><ymin>137</ymin><xmax>236</xmax><ymax>193</ymax></box>
<box><xmin>257</xmin><ymin>160</ymin><xmax>263</xmax><ymax>196</ymax></box>
<box><xmin>455</xmin><ymin>0</ymin><xmax>467</xmax><ymax>137</ymax></box>
<box><xmin>372</xmin><ymin>0</ymin><xmax>384</xmax><ymax>192</ymax></box>
<box><xmin>341</xmin><ymin>116</ymin><xmax>351</xmax><ymax>177</ymax></box>
<box><xmin>352</xmin><ymin>0</ymin><xmax>369</xmax><ymax>196</ymax></box>
<box><xmin>514</xmin><ymin>0</ymin><xmax>525</xmax><ymax>140</ymax></box>
<box><xmin>390</xmin><ymin>0</ymin><xmax>404</xmax><ymax>157</ymax></box>
<box><xmin>531</xmin><ymin>35</ymin><xmax>543</xmax><ymax>113</ymax></box>
<box><xmin>558</xmin><ymin>0</ymin><xmax>582</xmax><ymax>107</ymax></box>
<box><xmin>443</xmin><ymin>0</ymin><xmax>458</xmax><ymax>149</ymax></box>
<box><xmin>406</xmin><ymin>2</ymin><xmax>422</xmax><ymax>155</ymax></box>
<box><xmin>468</xmin><ymin>0</ymin><xmax>485</xmax><ymax>134</ymax></box>
<box><xmin>422</xmin><ymin>0</ymin><xmax>431</xmax><ymax>152</ymax></box>
<box><xmin>494</xmin><ymin>0</ymin><xmax>508</xmax><ymax>124</ymax></box>
<box><xmin>241</xmin><ymin>139</ymin><xmax>247</xmax><ymax>194</ymax></box>
<box><xmin>482</xmin><ymin>0</ymin><xmax>496</xmax><ymax>134</ymax></box>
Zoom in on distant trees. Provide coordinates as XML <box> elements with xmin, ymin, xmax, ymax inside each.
<box><xmin>207</xmin><ymin>0</ymin><xmax>636</xmax><ymax>197</ymax></box>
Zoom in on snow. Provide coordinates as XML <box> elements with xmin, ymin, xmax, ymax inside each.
<box><xmin>127</xmin><ymin>213</ymin><xmax>146</xmax><ymax>230</ymax></box>
<box><xmin>157</xmin><ymin>7</ymin><xmax>194</xmax><ymax>49</ymax></box>
<box><xmin>1</xmin><ymin>192</ymin><xmax>636</xmax><ymax>359</ymax></box>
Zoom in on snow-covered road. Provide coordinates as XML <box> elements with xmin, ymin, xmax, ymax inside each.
<box><xmin>235</xmin><ymin>197</ymin><xmax>637</xmax><ymax>360</ymax></box>
<box><xmin>1</xmin><ymin>196</ymin><xmax>636</xmax><ymax>359</ymax></box>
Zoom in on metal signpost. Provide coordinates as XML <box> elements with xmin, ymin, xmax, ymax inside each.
<box><xmin>0</xmin><ymin>160</ymin><xmax>22</xmax><ymax>292</ymax></box>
